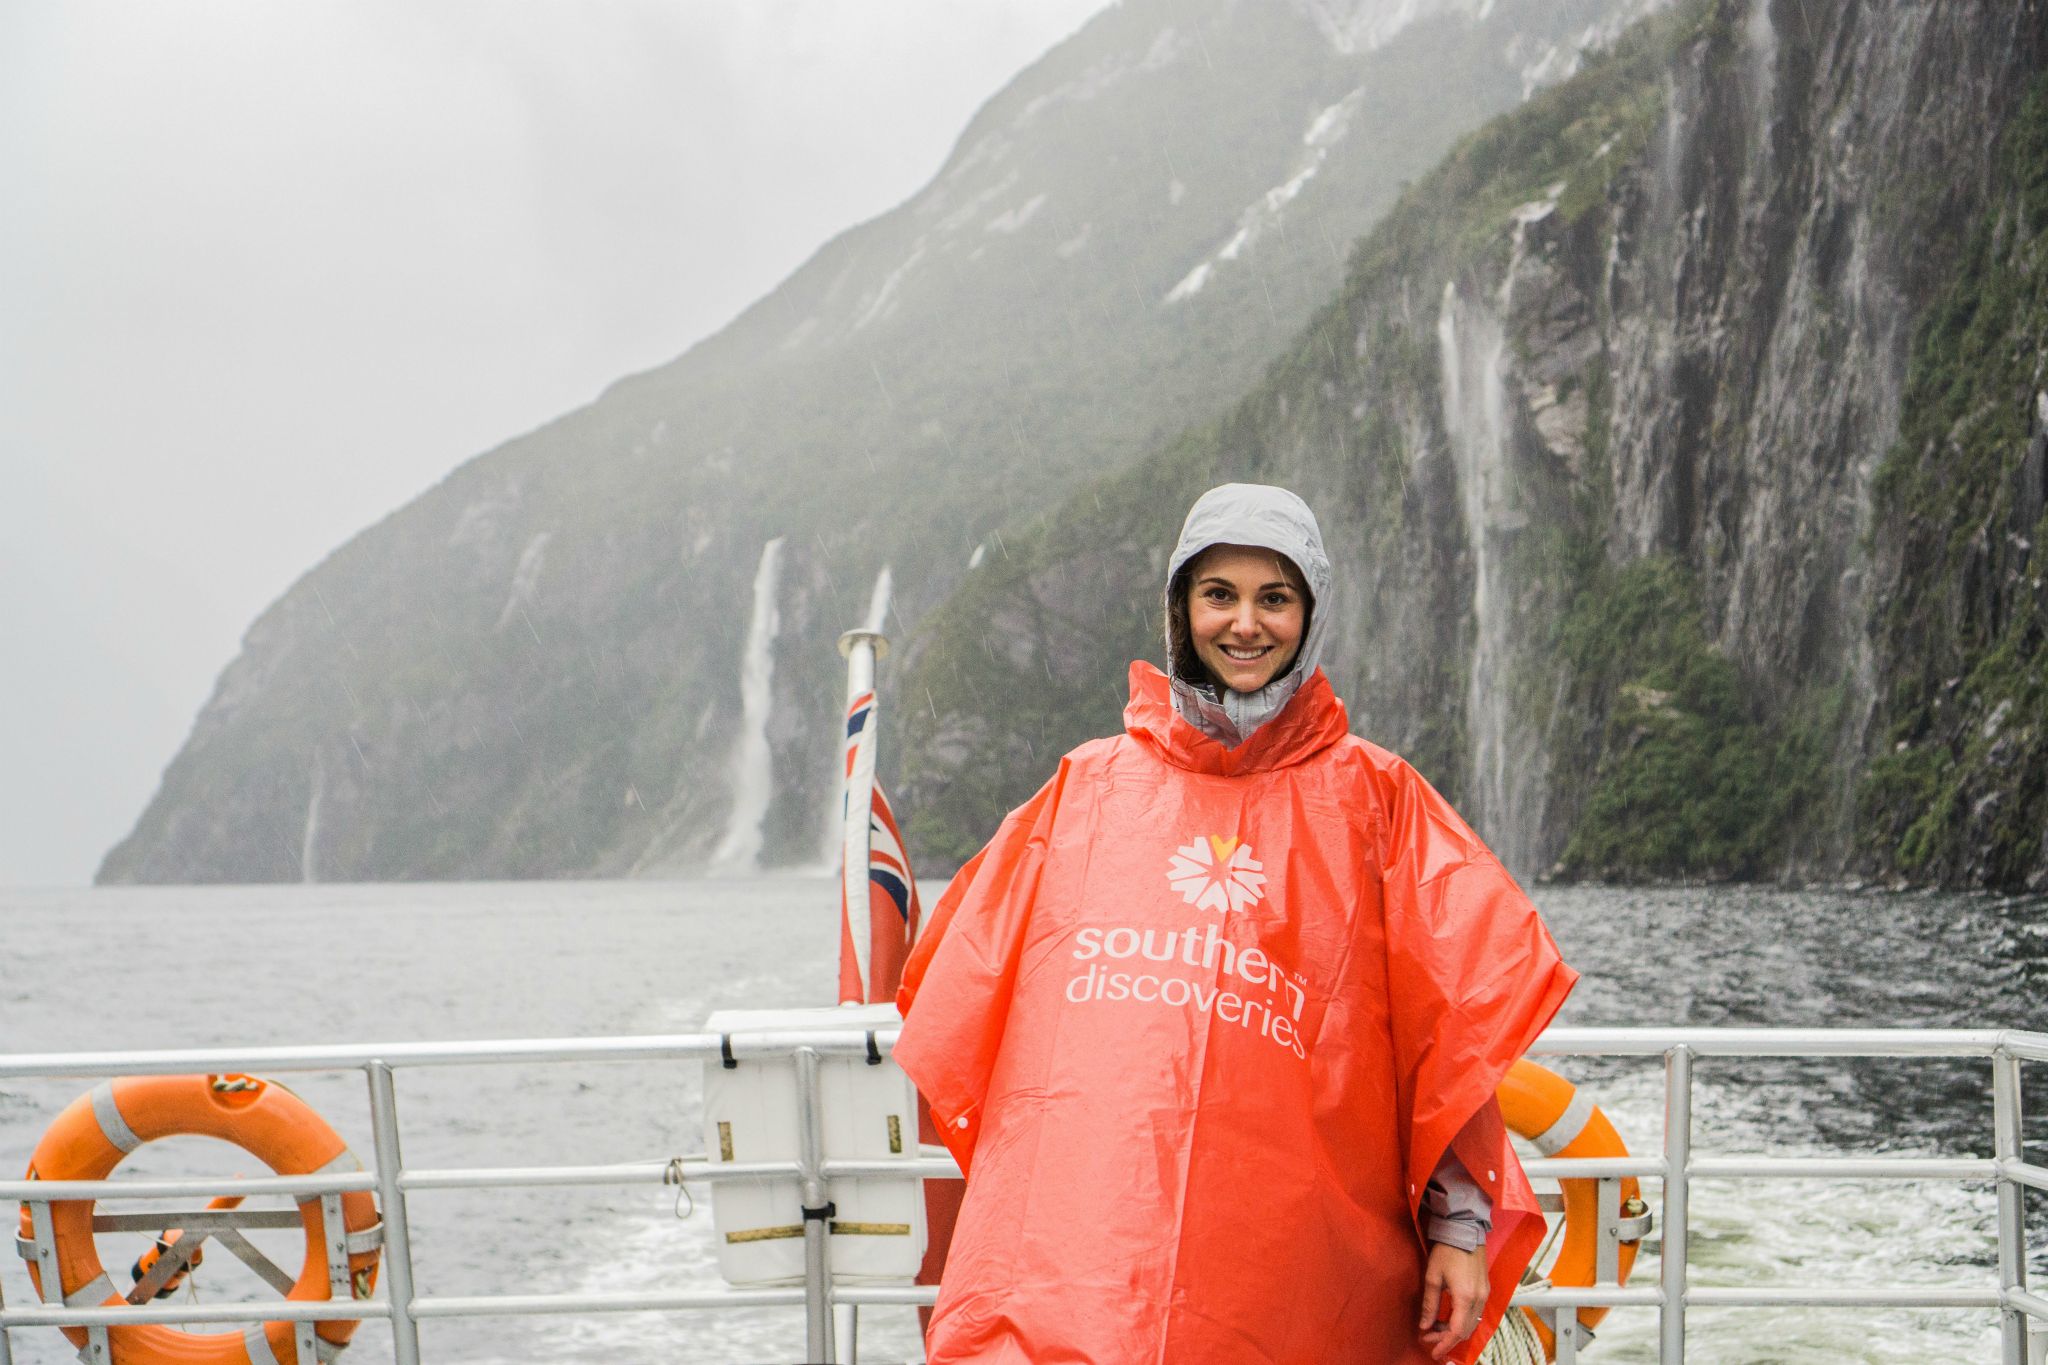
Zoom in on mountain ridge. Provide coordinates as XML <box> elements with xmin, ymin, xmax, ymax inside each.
<box><xmin>102</xmin><ymin>0</ymin><xmax>1655</xmax><ymax>883</ymax></box>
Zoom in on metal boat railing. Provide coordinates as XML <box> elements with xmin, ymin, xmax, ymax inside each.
<box><xmin>2</xmin><ymin>1027</ymin><xmax>2045</xmax><ymax>1364</ymax></box>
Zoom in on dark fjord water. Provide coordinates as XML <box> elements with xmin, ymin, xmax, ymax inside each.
<box><xmin>1</xmin><ymin>879</ymin><xmax>2043</xmax><ymax>1363</ymax></box>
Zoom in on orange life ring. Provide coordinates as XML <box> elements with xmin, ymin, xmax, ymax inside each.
<box><xmin>1497</xmin><ymin>1059</ymin><xmax>1647</xmax><ymax>1360</ymax></box>
<box><xmin>16</xmin><ymin>1074</ymin><xmax>381</xmax><ymax>1364</ymax></box>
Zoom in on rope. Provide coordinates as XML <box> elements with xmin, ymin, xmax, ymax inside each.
<box><xmin>1478</xmin><ymin>1306</ymin><xmax>1549</xmax><ymax>1365</ymax></box>
<box><xmin>663</xmin><ymin>1157</ymin><xmax>696</xmax><ymax>1221</ymax></box>
<box><xmin>1476</xmin><ymin>1202</ymin><xmax>1572</xmax><ymax>1364</ymax></box>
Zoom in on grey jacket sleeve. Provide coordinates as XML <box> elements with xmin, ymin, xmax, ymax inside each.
<box><xmin>1422</xmin><ymin>1119</ymin><xmax>1494</xmax><ymax>1251</ymax></box>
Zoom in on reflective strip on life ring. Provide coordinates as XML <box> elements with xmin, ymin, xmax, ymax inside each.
<box><xmin>1497</xmin><ymin>1059</ymin><xmax>1645</xmax><ymax>1361</ymax></box>
<box><xmin>243</xmin><ymin>1323</ymin><xmax>282</xmax><ymax>1365</ymax></box>
<box><xmin>16</xmin><ymin>1074</ymin><xmax>382</xmax><ymax>1365</ymax></box>
<box><xmin>93</xmin><ymin>1082</ymin><xmax>144</xmax><ymax>1155</ymax></box>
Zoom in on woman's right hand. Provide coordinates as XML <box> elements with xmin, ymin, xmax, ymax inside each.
<box><xmin>1416</xmin><ymin>1241</ymin><xmax>1488</xmax><ymax>1360</ymax></box>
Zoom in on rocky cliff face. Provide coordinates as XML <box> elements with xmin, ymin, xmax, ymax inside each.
<box><xmin>896</xmin><ymin>0</ymin><xmax>2048</xmax><ymax>891</ymax></box>
<box><xmin>1862</xmin><ymin>75</ymin><xmax>2048</xmax><ymax>890</ymax></box>
<box><xmin>101</xmin><ymin>0</ymin><xmax>1651</xmax><ymax>882</ymax></box>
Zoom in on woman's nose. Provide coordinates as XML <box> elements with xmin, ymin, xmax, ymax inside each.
<box><xmin>1230</xmin><ymin>602</ymin><xmax>1259</xmax><ymax>635</ymax></box>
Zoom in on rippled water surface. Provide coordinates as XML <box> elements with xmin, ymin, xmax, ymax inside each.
<box><xmin>1</xmin><ymin>879</ymin><xmax>2043</xmax><ymax>1363</ymax></box>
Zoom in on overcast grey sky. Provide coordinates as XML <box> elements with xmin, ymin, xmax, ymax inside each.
<box><xmin>0</xmin><ymin>0</ymin><xmax>1112</xmax><ymax>888</ymax></box>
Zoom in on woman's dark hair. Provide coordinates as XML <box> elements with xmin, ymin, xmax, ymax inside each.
<box><xmin>1166</xmin><ymin>562</ymin><xmax>1205</xmax><ymax>686</ymax></box>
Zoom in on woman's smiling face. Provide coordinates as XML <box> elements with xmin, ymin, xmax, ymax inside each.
<box><xmin>1185</xmin><ymin>544</ymin><xmax>1307</xmax><ymax>694</ymax></box>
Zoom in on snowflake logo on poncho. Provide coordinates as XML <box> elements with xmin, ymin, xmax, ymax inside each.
<box><xmin>1167</xmin><ymin>836</ymin><xmax>1268</xmax><ymax>914</ymax></box>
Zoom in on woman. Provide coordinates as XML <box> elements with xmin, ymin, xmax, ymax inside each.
<box><xmin>896</xmin><ymin>483</ymin><xmax>1575</xmax><ymax>1364</ymax></box>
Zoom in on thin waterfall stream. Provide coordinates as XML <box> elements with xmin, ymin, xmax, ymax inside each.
<box><xmin>710</xmin><ymin>537</ymin><xmax>785</xmax><ymax>872</ymax></box>
<box><xmin>1434</xmin><ymin>202</ymin><xmax>1558</xmax><ymax>876</ymax></box>
<box><xmin>300</xmin><ymin>752</ymin><xmax>325</xmax><ymax>885</ymax></box>
<box><xmin>863</xmin><ymin>564</ymin><xmax>893</xmax><ymax>635</ymax></box>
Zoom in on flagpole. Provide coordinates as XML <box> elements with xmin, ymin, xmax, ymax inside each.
<box><xmin>837</xmin><ymin>628</ymin><xmax>888</xmax><ymax>1005</ymax></box>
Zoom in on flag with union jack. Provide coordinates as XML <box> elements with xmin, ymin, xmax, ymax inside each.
<box><xmin>839</xmin><ymin>689</ymin><xmax>922</xmax><ymax>1003</ymax></box>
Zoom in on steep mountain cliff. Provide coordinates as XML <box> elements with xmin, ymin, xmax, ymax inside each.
<box><xmin>1861</xmin><ymin>79</ymin><xmax>2048</xmax><ymax>889</ymax></box>
<box><xmin>102</xmin><ymin>0</ymin><xmax>1657</xmax><ymax>882</ymax></box>
<box><xmin>895</xmin><ymin>0</ymin><xmax>2048</xmax><ymax>892</ymax></box>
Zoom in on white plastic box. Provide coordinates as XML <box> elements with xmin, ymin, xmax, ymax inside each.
<box><xmin>701</xmin><ymin>1002</ymin><xmax>927</xmax><ymax>1286</ymax></box>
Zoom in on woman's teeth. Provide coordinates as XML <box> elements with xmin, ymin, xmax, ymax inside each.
<box><xmin>1222</xmin><ymin>645</ymin><xmax>1269</xmax><ymax>659</ymax></box>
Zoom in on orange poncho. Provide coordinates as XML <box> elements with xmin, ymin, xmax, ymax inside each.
<box><xmin>895</xmin><ymin>662</ymin><xmax>1576</xmax><ymax>1364</ymax></box>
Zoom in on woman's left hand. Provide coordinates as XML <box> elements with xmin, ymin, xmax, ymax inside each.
<box><xmin>1416</xmin><ymin>1241</ymin><xmax>1488</xmax><ymax>1360</ymax></box>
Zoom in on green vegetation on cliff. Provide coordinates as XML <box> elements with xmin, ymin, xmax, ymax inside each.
<box><xmin>1863</xmin><ymin>76</ymin><xmax>2048</xmax><ymax>889</ymax></box>
<box><xmin>1551</xmin><ymin>558</ymin><xmax>1824</xmax><ymax>881</ymax></box>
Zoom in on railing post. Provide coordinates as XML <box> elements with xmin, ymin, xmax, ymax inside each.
<box><xmin>795</xmin><ymin>1047</ymin><xmax>836</xmax><ymax>1364</ymax></box>
<box><xmin>1997</xmin><ymin>1049</ymin><xmax>2028</xmax><ymax>1365</ymax></box>
<box><xmin>367</xmin><ymin>1061</ymin><xmax>425</xmax><ymax>1365</ymax></box>
<box><xmin>1552</xmin><ymin>1309</ymin><xmax>1578</xmax><ymax>1364</ymax></box>
<box><xmin>1596</xmin><ymin>1175</ymin><xmax>1622</xmax><ymax>1286</ymax></box>
<box><xmin>839</xmin><ymin>1304</ymin><xmax>860</xmax><ymax>1363</ymax></box>
<box><xmin>1661</xmin><ymin>1045</ymin><xmax>1693</xmax><ymax>1365</ymax></box>
<box><xmin>0</xmin><ymin>1251</ymin><xmax>14</xmax><ymax>1365</ymax></box>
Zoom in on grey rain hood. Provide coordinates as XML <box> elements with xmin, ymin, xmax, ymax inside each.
<box><xmin>1164</xmin><ymin>483</ymin><xmax>1334</xmax><ymax>748</ymax></box>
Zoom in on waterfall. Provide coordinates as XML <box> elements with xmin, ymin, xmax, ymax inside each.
<box><xmin>1744</xmin><ymin>0</ymin><xmax>1778</xmax><ymax>152</ymax></box>
<box><xmin>494</xmin><ymin>531</ymin><xmax>553</xmax><ymax>633</ymax></box>
<box><xmin>863</xmin><ymin>565</ymin><xmax>893</xmax><ymax>633</ymax></box>
<box><xmin>710</xmin><ymin>537</ymin><xmax>785</xmax><ymax>872</ymax></box>
<box><xmin>300</xmin><ymin>752</ymin><xmax>325</xmax><ymax>884</ymax></box>
<box><xmin>1437</xmin><ymin>209</ymin><xmax>1548</xmax><ymax>872</ymax></box>
<box><xmin>1438</xmin><ymin>280</ymin><xmax>1514</xmax><ymax>861</ymax></box>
